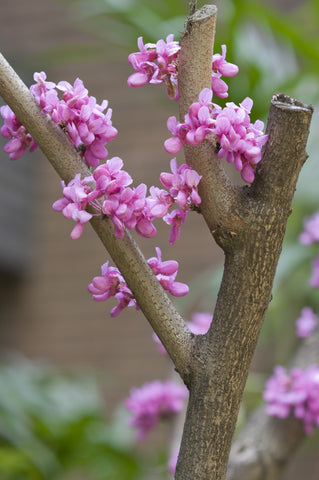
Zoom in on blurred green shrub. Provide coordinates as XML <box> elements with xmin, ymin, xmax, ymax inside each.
<box><xmin>0</xmin><ymin>358</ymin><xmax>144</xmax><ymax>480</ymax></box>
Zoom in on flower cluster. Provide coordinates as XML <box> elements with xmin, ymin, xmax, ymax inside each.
<box><xmin>212</xmin><ymin>98</ymin><xmax>268</xmax><ymax>183</ymax></box>
<box><xmin>309</xmin><ymin>256</ymin><xmax>319</xmax><ymax>288</ymax></box>
<box><xmin>128</xmin><ymin>39</ymin><xmax>238</xmax><ymax>101</ymax></box>
<box><xmin>125</xmin><ymin>380</ymin><xmax>188</xmax><ymax>440</ymax></box>
<box><xmin>299</xmin><ymin>211</ymin><xmax>319</xmax><ymax>289</ymax></box>
<box><xmin>88</xmin><ymin>247</ymin><xmax>189</xmax><ymax>317</ymax></box>
<box><xmin>127</xmin><ymin>35</ymin><xmax>180</xmax><ymax>99</ymax></box>
<box><xmin>212</xmin><ymin>44</ymin><xmax>239</xmax><ymax>98</ymax></box>
<box><xmin>53</xmin><ymin>155</ymin><xmax>201</xmax><ymax>244</ymax></box>
<box><xmin>0</xmin><ymin>72</ymin><xmax>118</xmax><ymax>167</ymax></box>
<box><xmin>164</xmin><ymin>88</ymin><xmax>215</xmax><ymax>154</ymax></box>
<box><xmin>164</xmin><ymin>88</ymin><xmax>268</xmax><ymax>184</ymax></box>
<box><xmin>88</xmin><ymin>261</ymin><xmax>139</xmax><ymax>317</ymax></box>
<box><xmin>299</xmin><ymin>211</ymin><xmax>319</xmax><ymax>245</ymax></box>
<box><xmin>158</xmin><ymin>157</ymin><xmax>202</xmax><ymax>244</ymax></box>
<box><xmin>296</xmin><ymin>307</ymin><xmax>318</xmax><ymax>338</ymax></box>
<box><xmin>52</xmin><ymin>174</ymin><xmax>95</xmax><ymax>240</ymax></box>
<box><xmin>263</xmin><ymin>364</ymin><xmax>319</xmax><ymax>434</ymax></box>
<box><xmin>0</xmin><ymin>105</ymin><xmax>38</xmax><ymax>160</ymax></box>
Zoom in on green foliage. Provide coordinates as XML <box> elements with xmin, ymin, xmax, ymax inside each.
<box><xmin>0</xmin><ymin>358</ymin><xmax>144</xmax><ymax>480</ymax></box>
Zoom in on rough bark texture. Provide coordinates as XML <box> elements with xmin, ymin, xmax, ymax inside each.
<box><xmin>227</xmin><ymin>328</ymin><xmax>319</xmax><ymax>480</ymax></box>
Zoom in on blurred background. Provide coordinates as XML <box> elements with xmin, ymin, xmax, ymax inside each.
<box><xmin>0</xmin><ymin>0</ymin><xmax>319</xmax><ymax>478</ymax></box>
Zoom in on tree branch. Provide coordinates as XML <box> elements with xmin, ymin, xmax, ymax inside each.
<box><xmin>253</xmin><ymin>94</ymin><xmax>313</xmax><ymax>203</ymax></box>
<box><xmin>0</xmin><ymin>52</ymin><xmax>193</xmax><ymax>382</ymax></box>
<box><xmin>175</xmin><ymin>92</ymin><xmax>313</xmax><ymax>479</ymax></box>
<box><xmin>178</xmin><ymin>6</ymin><xmax>244</xmax><ymax>236</ymax></box>
<box><xmin>226</xmin><ymin>328</ymin><xmax>319</xmax><ymax>480</ymax></box>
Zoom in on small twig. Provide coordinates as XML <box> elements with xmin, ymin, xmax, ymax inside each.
<box><xmin>189</xmin><ymin>0</ymin><xmax>197</xmax><ymax>15</ymax></box>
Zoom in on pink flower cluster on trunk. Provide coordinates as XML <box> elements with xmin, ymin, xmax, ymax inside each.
<box><xmin>164</xmin><ymin>88</ymin><xmax>268</xmax><ymax>184</ymax></box>
<box><xmin>128</xmin><ymin>40</ymin><xmax>238</xmax><ymax>100</ymax></box>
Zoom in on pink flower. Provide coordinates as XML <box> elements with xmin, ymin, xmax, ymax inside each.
<box><xmin>125</xmin><ymin>380</ymin><xmax>188</xmax><ymax>440</ymax></box>
<box><xmin>187</xmin><ymin>312</ymin><xmax>213</xmax><ymax>334</ymax></box>
<box><xmin>164</xmin><ymin>209</ymin><xmax>188</xmax><ymax>245</ymax></box>
<box><xmin>148</xmin><ymin>247</ymin><xmax>189</xmax><ymax>297</ymax></box>
<box><xmin>89</xmin><ymin>248</ymin><xmax>188</xmax><ymax>316</ymax></box>
<box><xmin>264</xmin><ymin>365</ymin><xmax>319</xmax><ymax>435</ymax></box>
<box><xmin>164</xmin><ymin>88</ymin><xmax>214</xmax><ymax>154</ymax></box>
<box><xmin>92</xmin><ymin>156</ymin><xmax>133</xmax><ymax>196</ymax></box>
<box><xmin>212</xmin><ymin>97</ymin><xmax>268</xmax><ymax>183</ymax></box>
<box><xmin>147</xmin><ymin>186</ymin><xmax>174</xmax><ymax>218</ymax></box>
<box><xmin>52</xmin><ymin>174</ymin><xmax>95</xmax><ymax>239</ymax></box>
<box><xmin>296</xmin><ymin>307</ymin><xmax>318</xmax><ymax>338</ymax></box>
<box><xmin>299</xmin><ymin>212</ymin><xmax>319</xmax><ymax>245</ymax></box>
<box><xmin>164</xmin><ymin>89</ymin><xmax>267</xmax><ymax>184</ymax></box>
<box><xmin>88</xmin><ymin>261</ymin><xmax>138</xmax><ymax>317</ymax></box>
<box><xmin>168</xmin><ymin>450</ymin><xmax>179</xmax><ymax>475</ymax></box>
<box><xmin>127</xmin><ymin>35</ymin><xmax>180</xmax><ymax>99</ymax></box>
<box><xmin>309</xmin><ymin>256</ymin><xmax>319</xmax><ymax>288</ymax></box>
<box><xmin>0</xmin><ymin>105</ymin><xmax>38</xmax><ymax>160</ymax></box>
<box><xmin>101</xmin><ymin>183</ymin><xmax>156</xmax><ymax>240</ymax></box>
<box><xmin>1</xmin><ymin>72</ymin><xmax>118</xmax><ymax>168</ymax></box>
<box><xmin>160</xmin><ymin>158</ymin><xmax>202</xmax><ymax>209</ymax></box>
<box><xmin>212</xmin><ymin>45</ymin><xmax>239</xmax><ymax>98</ymax></box>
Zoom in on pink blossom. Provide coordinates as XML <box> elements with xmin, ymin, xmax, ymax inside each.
<box><xmin>147</xmin><ymin>186</ymin><xmax>174</xmax><ymax>218</ymax></box>
<box><xmin>160</xmin><ymin>158</ymin><xmax>202</xmax><ymax>209</ymax></box>
<box><xmin>164</xmin><ymin>89</ymin><xmax>267</xmax><ymax>184</ymax></box>
<box><xmin>1</xmin><ymin>72</ymin><xmax>118</xmax><ymax>168</ymax></box>
<box><xmin>309</xmin><ymin>256</ymin><xmax>319</xmax><ymax>288</ymax></box>
<box><xmin>264</xmin><ymin>364</ymin><xmax>319</xmax><ymax>434</ymax></box>
<box><xmin>164</xmin><ymin>88</ymin><xmax>214</xmax><ymax>155</ymax></box>
<box><xmin>92</xmin><ymin>156</ymin><xmax>132</xmax><ymax>196</ymax></box>
<box><xmin>101</xmin><ymin>183</ymin><xmax>156</xmax><ymax>239</ymax></box>
<box><xmin>168</xmin><ymin>450</ymin><xmax>179</xmax><ymax>475</ymax></box>
<box><xmin>88</xmin><ymin>261</ymin><xmax>138</xmax><ymax>317</ymax></box>
<box><xmin>0</xmin><ymin>105</ymin><xmax>38</xmax><ymax>160</ymax></box>
<box><xmin>187</xmin><ymin>311</ymin><xmax>213</xmax><ymax>334</ymax></box>
<box><xmin>29</xmin><ymin>71</ymin><xmax>57</xmax><ymax>109</ymax></box>
<box><xmin>299</xmin><ymin>212</ymin><xmax>319</xmax><ymax>245</ymax></box>
<box><xmin>164</xmin><ymin>209</ymin><xmax>188</xmax><ymax>245</ymax></box>
<box><xmin>148</xmin><ymin>247</ymin><xmax>189</xmax><ymax>297</ymax></box>
<box><xmin>89</xmin><ymin>248</ymin><xmax>188</xmax><ymax>316</ymax></box>
<box><xmin>296</xmin><ymin>307</ymin><xmax>318</xmax><ymax>338</ymax></box>
<box><xmin>125</xmin><ymin>380</ymin><xmax>188</xmax><ymax>440</ymax></box>
<box><xmin>52</xmin><ymin>174</ymin><xmax>95</xmax><ymax>239</ymax></box>
<box><xmin>127</xmin><ymin>35</ymin><xmax>180</xmax><ymax>99</ymax></box>
<box><xmin>212</xmin><ymin>98</ymin><xmax>268</xmax><ymax>183</ymax></box>
<box><xmin>212</xmin><ymin>45</ymin><xmax>239</xmax><ymax>98</ymax></box>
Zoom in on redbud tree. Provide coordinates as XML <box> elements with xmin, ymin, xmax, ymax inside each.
<box><xmin>0</xmin><ymin>4</ymin><xmax>317</xmax><ymax>480</ymax></box>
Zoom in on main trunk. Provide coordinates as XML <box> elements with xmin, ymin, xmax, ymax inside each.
<box><xmin>175</xmin><ymin>196</ymin><xmax>293</xmax><ymax>479</ymax></box>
